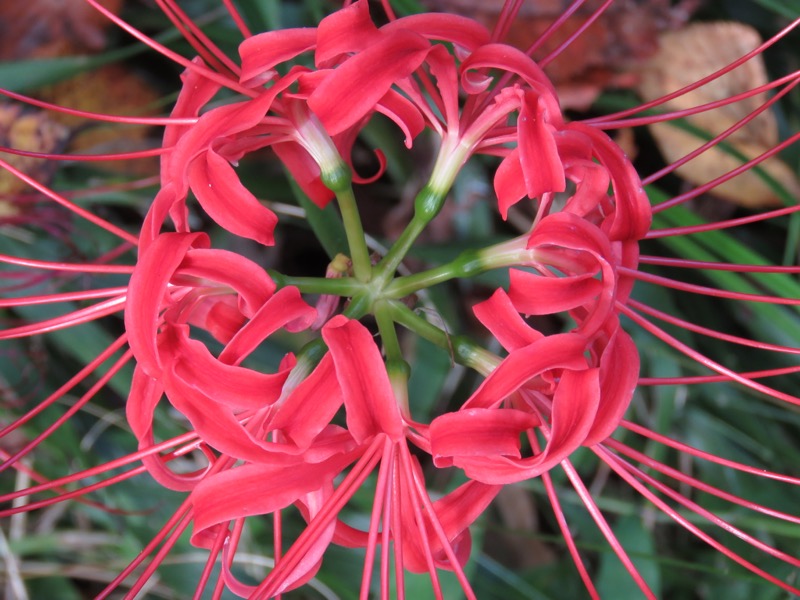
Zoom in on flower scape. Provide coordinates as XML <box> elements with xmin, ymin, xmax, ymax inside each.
<box><xmin>1</xmin><ymin>0</ymin><xmax>800</xmax><ymax>598</ymax></box>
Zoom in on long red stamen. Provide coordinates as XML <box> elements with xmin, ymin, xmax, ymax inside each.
<box><xmin>538</xmin><ymin>0</ymin><xmax>613</xmax><ymax>68</ymax></box>
<box><xmin>0</xmin><ymin>156</ymin><xmax>138</xmax><ymax>244</ymax></box>
<box><xmin>619</xmin><ymin>268</ymin><xmax>800</xmax><ymax>305</ymax></box>
<box><xmin>154</xmin><ymin>0</ymin><xmax>242</xmax><ymax>76</ymax></box>
<box><xmin>0</xmin><ymin>296</ymin><xmax>127</xmax><ymax>340</ymax></box>
<box><xmin>561</xmin><ymin>457</ymin><xmax>657</xmax><ymax>599</ymax></box>
<box><xmin>618</xmin><ymin>302</ymin><xmax>800</xmax><ymax>406</ymax></box>
<box><xmin>534</xmin><ymin>435</ymin><xmax>599</xmax><ymax>599</ymax></box>
<box><xmin>627</xmin><ymin>298</ymin><xmax>800</xmax><ymax>354</ymax></box>
<box><xmin>584</xmin><ymin>18</ymin><xmax>800</xmax><ymax>124</ymax></box>
<box><xmin>81</xmin><ymin>0</ymin><xmax>254</xmax><ymax>97</ymax></box>
<box><xmin>596</xmin><ymin>446</ymin><xmax>800</xmax><ymax>596</ymax></box>
<box><xmin>0</xmin><ymin>145</ymin><xmax>168</xmax><ymax>162</ymax></box>
<box><xmin>0</xmin><ymin>86</ymin><xmax>196</xmax><ymax>125</ymax></box>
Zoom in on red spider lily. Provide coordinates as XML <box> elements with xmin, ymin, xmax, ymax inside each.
<box><xmin>185</xmin><ymin>316</ymin><xmax>500</xmax><ymax>597</ymax></box>
<box><xmin>1</xmin><ymin>0</ymin><xmax>800</xmax><ymax>599</ymax></box>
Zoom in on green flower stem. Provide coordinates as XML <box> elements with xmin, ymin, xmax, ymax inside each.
<box><xmin>375</xmin><ymin>300</ymin><xmax>411</xmax><ymax>416</ymax></box>
<box><xmin>280</xmin><ymin>291</ymin><xmax>375</xmax><ymax>400</ymax></box>
<box><xmin>372</xmin><ymin>137</ymin><xmax>473</xmax><ymax>286</ymax></box>
<box><xmin>335</xmin><ymin>186</ymin><xmax>372</xmax><ymax>282</ymax></box>
<box><xmin>384</xmin><ymin>235</ymin><xmax>535</xmax><ymax>299</ymax></box>
<box><xmin>374</xmin><ymin>300</ymin><xmax>404</xmax><ymax>364</ymax></box>
<box><xmin>373</xmin><ymin>185</ymin><xmax>447</xmax><ymax>286</ymax></box>
<box><xmin>269</xmin><ymin>272</ymin><xmax>362</xmax><ymax>296</ymax></box>
<box><xmin>279</xmin><ymin>337</ymin><xmax>328</xmax><ymax>400</ymax></box>
<box><xmin>387</xmin><ymin>300</ymin><xmax>499</xmax><ymax>376</ymax></box>
<box><xmin>384</xmin><ymin>249</ymin><xmax>485</xmax><ymax>299</ymax></box>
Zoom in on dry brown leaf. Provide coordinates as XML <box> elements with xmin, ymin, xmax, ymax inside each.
<box><xmin>38</xmin><ymin>64</ymin><xmax>161</xmax><ymax>175</ymax></box>
<box><xmin>0</xmin><ymin>0</ymin><xmax>124</xmax><ymax>59</ymax></box>
<box><xmin>0</xmin><ymin>0</ymin><xmax>158</xmax><ymax>176</ymax></box>
<box><xmin>423</xmin><ymin>0</ymin><xmax>694</xmax><ymax>108</ymax></box>
<box><xmin>0</xmin><ymin>103</ymin><xmax>69</xmax><ymax>201</ymax></box>
<box><xmin>637</xmin><ymin>22</ymin><xmax>800</xmax><ymax>208</ymax></box>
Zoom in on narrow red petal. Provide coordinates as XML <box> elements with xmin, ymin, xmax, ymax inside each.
<box><xmin>464</xmin><ymin>333</ymin><xmax>588</xmax><ymax>410</ymax></box>
<box><xmin>322</xmin><ymin>316</ymin><xmax>404</xmax><ymax>442</ymax></box>
<box><xmin>188</xmin><ymin>151</ymin><xmax>279</xmax><ymax>246</ymax></box>
<box><xmin>125</xmin><ymin>232</ymin><xmax>209</xmax><ymax>377</ymax></box>
<box><xmin>308</xmin><ymin>29</ymin><xmax>430</xmax><ymax>136</ymax></box>
<box><xmin>315</xmin><ymin>0</ymin><xmax>382</xmax><ymax>67</ymax></box>
<box><xmin>472</xmin><ymin>288</ymin><xmax>544</xmax><ymax>351</ymax></box>
<box><xmin>239</xmin><ymin>28</ymin><xmax>317</xmax><ymax>86</ymax></box>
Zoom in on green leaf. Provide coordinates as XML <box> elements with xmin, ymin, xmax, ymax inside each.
<box><xmin>290</xmin><ymin>177</ymin><xmax>349</xmax><ymax>259</ymax></box>
<box><xmin>597</xmin><ymin>515</ymin><xmax>661</xmax><ymax>598</ymax></box>
<box><xmin>752</xmin><ymin>0</ymin><xmax>800</xmax><ymax>19</ymax></box>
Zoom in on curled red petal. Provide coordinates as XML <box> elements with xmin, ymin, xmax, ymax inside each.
<box><xmin>460</xmin><ymin>43</ymin><xmax>558</xmax><ymax>107</ymax></box>
<box><xmin>494</xmin><ymin>147</ymin><xmax>527</xmax><ymax>218</ymax></box>
<box><xmin>528</xmin><ymin>211</ymin><xmax>611</xmax><ymax>258</ymax></box>
<box><xmin>542</xmin><ymin>366</ymin><xmax>600</xmax><ymax>463</ymax></box>
<box><xmin>269</xmin><ymin>353</ymin><xmax>344</xmax><ymax>450</ymax></box>
<box><xmin>127</xmin><ymin>366</ymin><xmax>211</xmax><ymax>491</ymax></box>
<box><xmin>190</xmin><ymin>451</ymin><xmax>356</xmax><ymax>548</ymax></box>
<box><xmin>139</xmin><ymin>183</ymin><xmax>185</xmax><ymax>250</ymax></box>
<box><xmin>308</xmin><ymin>29</ymin><xmax>430</xmax><ymax>136</ymax></box>
<box><xmin>125</xmin><ymin>232</ymin><xmax>209</xmax><ymax>377</ymax></box>
<box><xmin>161</xmin><ymin>369</ymin><xmax>287</xmax><ymax>463</ymax></box>
<box><xmin>464</xmin><ymin>333</ymin><xmax>588</xmax><ymax>410</ymax></box>
<box><xmin>523</xmin><ymin>213</ymin><xmax>619</xmax><ymax>336</ymax></box>
<box><xmin>401</xmin><ymin>478</ymin><xmax>500</xmax><ymax>573</ymax></box>
<box><xmin>518</xmin><ymin>91</ymin><xmax>566</xmax><ymax>198</ymax></box>
<box><xmin>218</xmin><ymin>286</ymin><xmax>315</xmax><ymax>366</ymax></box>
<box><xmin>375</xmin><ymin>88</ymin><xmax>425</xmax><ymax>148</ymax></box>
<box><xmin>315</xmin><ymin>0</ymin><xmax>381</xmax><ymax>67</ymax></box>
<box><xmin>430</xmin><ymin>408</ymin><xmax>541</xmax><ymax>464</ymax></box>
<box><xmin>185</xmin><ymin>295</ymin><xmax>245</xmax><ymax>344</ymax></box>
<box><xmin>239</xmin><ymin>28</ymin><xmax>317</xmax><ymax>87</ymax></box>
<box><xmin>383</xmin><ymin>12</ymin><xmax>490</xmax><ymax>51</ymax></box>
<box><xmin>322</xmin><ymin>316</ymin><xmax>404</xmax><ymax>443</ymax></box>
<box><xmin>434</xmin><ymin>369</ymin><xmax>600</xmax><ymax>484</ymax></box>
<box><xmin>176</xmin><ymin>247</ymin><xmax>276</xmax><ymax>317</ymax></box>
<box><xmin>166</xmin><ymin>92</ymin><xmax>275</xmax><ymax>188</ymax></box>
<box><xmin>162</xmin><ymin>324</ymin><xmax>291</xmax><ymax>412</ymax></box>
<box><xmin>508</xmin><ymin>268</ymin><xmax>602</xmax><ymax>315</ymax></box>
<box><xmin>472</xmin><ymin>288</ymin><xmax>543</xmax><ymax>351</ymax></box>
<box><xmin>567</xmin><ymin>122</ymin><xmax>651</xmax><ymax>241</ymax></box>
<box><xmin>583</xmin><ymin>329</ymin><xmax>639</xmax><ymax>445</ymax></box>
<box><xmin>562</xmin><ymin>159</ymin><xmax>611</xmax><ymax>219</ymax></box>
<box><xmin>425</xmin><ymin>45</ymin><xmax>460</xmax><ymax>132</ymax></box>
<box><xmin>163</xmin><ymin>57</ymin><xmax>221</xmax><ymax>167</ymax></box>
<box><xmin>188</xmin><ymin>150</ymin><xmax>278</xmax><ymax>246</ymax></box>
<box><xmin>125</xmin><ymin>365</ymin><xmax>162</xmax><ymax>457</ymax></box>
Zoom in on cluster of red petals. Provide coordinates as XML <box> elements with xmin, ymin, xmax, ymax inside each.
<box><xmin>125</xmin><ymin>241</ymin><xmax>498</xmax><ymax>592</ymax></box>
<box><xmin>430</xmin><ymin>123</ymin><xmax>651</xmax><ymax>483</ymax></box>
<box><xmin>122</xmin><ymin>0</ymin><xmax>652</xmax><ymax>595</ymax></box>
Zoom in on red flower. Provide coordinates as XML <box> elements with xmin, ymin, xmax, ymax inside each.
<box><xmin>184</xmin><ymin>316</ymin><xmax>500</xmax><ymax>597</ymax></box>
<box><xmin>125</xmin><ymin>232</ymin><xmax>323</xmax><ymax>481</ymax></box>
<box><xmin>1</xmin><ymin>1</ymin><xmax>800</xmax><ymax>599</ymax></box>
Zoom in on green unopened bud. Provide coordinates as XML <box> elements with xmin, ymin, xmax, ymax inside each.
<box><xmin>414</xmin><ymin>184</ymin><xmax>446</xmax><ymax>220</ymax></box>
<box><xmin>452</xmin><ymin>336</ymin><xmax>500</xmax><ymax>377</ymax></box>
<box><xmin>387</xmin><ymin>358</ymin><xmax>411</xmax><ymax>417</ymax></box>
<box><xmin>320</xmin><ymin>163</ymin><xmax>352</xmax><ymax>194</ymax></box>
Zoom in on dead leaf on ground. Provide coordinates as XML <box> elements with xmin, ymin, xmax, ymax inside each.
<box><xmin>423</xmin><ymin>0</ymin><xmax>696</xmax><ymax>109</ymax></box>
<box><xmin>0</xmin><ymin>103</ymin><xmax>69</xmax><ymax>202</ymax></box>
<box><xmin>0</xmin><ymin>0</ymin><xmax>124</xmax><ymax>59</ymax></box>
<box><xmin>38</xmin><ymin>64</ymin><xmax>162</xmax><ymax>176</ymax></box>
<box><xmin>637</xmin><ymin>22</ymin><xmax>800</xmax><ymax>208</ymax></box>
<box><xmin>0</xmin><ymin>0</ymin><xmax>161</xmax><ymax>177</ymax></box>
